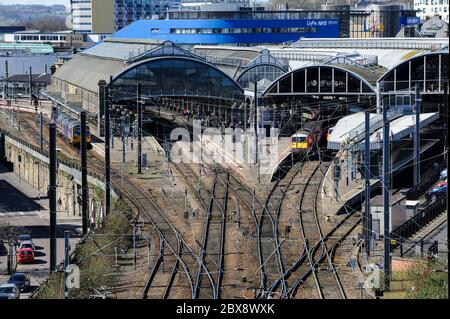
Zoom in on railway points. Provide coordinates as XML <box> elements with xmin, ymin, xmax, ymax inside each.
<box><xmin>0</xmin><ymin>28</ymin><xmax>447</xmax><ymax>303</ymax></box>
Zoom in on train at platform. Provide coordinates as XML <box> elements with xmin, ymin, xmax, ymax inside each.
<box><xmin>291</xmin><ymin>105</ymin><xmax>325</xmax><ymax>152</ymax></box>
<box><xmin>56</xmin><ymin>112</ymin><xmax>91</xmax><ymax>146</ymax></box>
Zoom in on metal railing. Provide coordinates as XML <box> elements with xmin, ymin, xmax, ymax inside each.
<box><xmin>0</xmin><ymin>128</ymin><xmax>105</xmax><ymax>183</ymax></box>
<box><xmin>405</xmin><ymin>161</ymin><xmax>446</xmax><ymax>200</ymax></box>
<box><xmin>391</xmin><ymin>197</ymin><xmax>447</xmax><ymax>241</ymax></box>
<box><xmin>290</xmin><ymin>38</ymin><xmax>449</xmax><ymax>50</ymax></box>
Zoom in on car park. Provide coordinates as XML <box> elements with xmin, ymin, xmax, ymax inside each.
<box><xmin>0</xmin><ymin>283</ymin><xmax>20</xmax><ymax>299</ymax></box>
<box><xmin>8</xmin><ymin>273</ymin><xmax>31</xmax><ymax>292</ymax></box>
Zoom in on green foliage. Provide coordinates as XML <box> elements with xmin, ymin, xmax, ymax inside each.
<box><xmin>406</xmin><ymin>259</ymin><xmax>448</xmax><ymax>299</ymax></box>
<box><xmin>35</xmin><ymin>199</ymin><xmax>133</xmax><ymax>299</ymax></box>
<box><xmin>34</xmin><ymin>272</ymin><xmax>64</xmax><ymax>299</ymax></box>
<box><xmin>90</xmin><ymin>184</ymin><xmax>104</xmax><ymax>202</ymax></box>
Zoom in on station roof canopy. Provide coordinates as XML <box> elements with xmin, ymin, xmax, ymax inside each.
<box><xmin>53</xmin><ymin>39</ymin><xmax>207</xmax><ymax>93</ymax></box>
<box><xmin>0</xmin><ymin>42</ymin><xmax>54</xmax><ymax>55</ymax></box>
<box><xmin>2</xmin><ymin>73</ymin><xmax>51</xmax><ymax>84</ymax></box>
<box><xmin>262</xmin><ymin>63</ymin><xmax>378</xmax><ymax>98</ymax></box>
<box><xmin>52</xmin><ymin>39</ymin><xmax>243</xmax><ymax>100</ymax></box>
<box><xmin>193</xmin><ymin>45</ymin><xmax>289</xmax><ymax>80</ymax></box>
<box><xmin>327</xmin><ymin>111</ymin><xmax>439</xmax><ymax>150</ymax></box>
<box><xmin>331</xmin><ymin>63</ymin><xmax>383</xmax><ymax>86</ymax></box>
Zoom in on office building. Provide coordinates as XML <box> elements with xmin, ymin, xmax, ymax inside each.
<box><xmin>71</xmin><ymin>0</ymin><xmax>177</xmax><ymax>33</ymax></box>
<box><xmin>414</xmin><ymin>0</ymin><xmax>449</xmax><ymax>23</ymax></box>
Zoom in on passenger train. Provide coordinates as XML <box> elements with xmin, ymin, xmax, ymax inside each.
<box><xmin>56</xmin><ymin>112</ymin><xmax>91</xmax><ymax>146</ymax></box>
<box><xmin>291</xmin><ymin>120</ymin><xmax>325</xmax><ymax>152</ymax></box>
<box><xmin>291</xmin><ymin>105</ymin><xmax>324</xmax><ymax>152</ymax></box>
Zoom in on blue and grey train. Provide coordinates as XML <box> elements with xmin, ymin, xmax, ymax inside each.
<box><xmin>56</xmin><ymin>112</ymin><xmax>91</xmax><ymax>146</ymax></box>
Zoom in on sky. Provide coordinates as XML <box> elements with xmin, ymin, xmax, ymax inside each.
<box><xmin>0</xmin><ymin>0</ymin><xmax>70</xmax><ymax>5</ymax></box>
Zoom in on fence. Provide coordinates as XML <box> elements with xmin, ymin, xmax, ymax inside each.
<box><xmin>391</xmin><ymin>197</ymin><xmax>447</xmax><ymax>241</ymax></box>
<box><xmin>405</xmin><ymin>161</ymin><xmax>446</xmax><ymax>200</ymax></box>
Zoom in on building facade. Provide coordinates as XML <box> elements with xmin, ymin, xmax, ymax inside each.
<box><xmin>349</xmin><ymin>3</ymin><xmax>420</xmax><ymax>38</ymax></box>
<box><xmin>111</xmin><ymin>6</ymin><xmax>418</xmax><ymax>45</ymax></box>
<box><xmin>179</xmin><ymin>0</ymin><xmax>250</xmax><ymax>11</ymax></box>
<box><xmin>71</xmin><ymin>0</ymin><xmax>177</xmax><ymax>33</ymax></box>
<box><xmin>414</xmin><ymin>0</ymin><xmax>449</xmax><ymax>23</ymax></box>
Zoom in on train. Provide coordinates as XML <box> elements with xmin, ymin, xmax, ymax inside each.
<box><xmin>291</xmin><ymin>105</ymin><xmax>324</xmax><ymax>152</ymax></box>
<box><xmin>291</xmin><ymin>123</ymin><xmax>323</xmax><ymax>152</ymax></box>
<box><xmin>56</xmin><ymin>112</ymin><xmax>91</xmax><ymax>146</ymax></box>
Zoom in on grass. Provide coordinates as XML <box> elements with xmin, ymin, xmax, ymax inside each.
<box><xmin>34</xmin><ymin>199</ymin><xmax>133</xmax><ymax>299</ymax></box>
<box><xmin>384</xmin><ymin>259</ymin><xmax>448</xmax><ymax>299</ymax></box>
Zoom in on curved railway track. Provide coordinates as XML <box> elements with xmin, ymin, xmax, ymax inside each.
<box><xmin>16</xmin><ymin>111</ymin><xmax>363</xmax><ymax>299</ymax></box>
<box><xmin>172</xmin><ymin>162</ymin><xmax>229</xmax><ymax>299</ymax></box>
<box><xmin>287</xmin><ymin>160</ymin><xmax>361</xmax><ymax>299</ymax></box>
<box><xmin>18</xmin><ymin>112</ymin><xmax>203</xmax><ymax>299</ymax></box>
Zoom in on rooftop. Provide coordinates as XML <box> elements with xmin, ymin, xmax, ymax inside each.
<box><xmin>0</xmin><ymin>42</ymin><xmax>54</xmax><ymax>55</ymax></box>
<box><xmin>2</xmin><ymin>73</ymin><xmax>51</xmax><ymax>84</ymax></box>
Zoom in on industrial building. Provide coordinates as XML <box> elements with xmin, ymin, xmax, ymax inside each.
<box><xmin>0</xmin><ymin>43</ymin><xmax>57</xmax><ymax>78</ymax></box>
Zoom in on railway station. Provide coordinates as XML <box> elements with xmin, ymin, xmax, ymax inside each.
<box><xmin>0</xmin><ymin>1</ymin><xmax>448</xmax><ymax>302</ymax></box>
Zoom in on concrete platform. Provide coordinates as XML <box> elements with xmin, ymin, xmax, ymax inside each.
<box><xmin>91</xmin><ymin>135</ymin><xmax>165</xmax><ymax>164</ymax></box>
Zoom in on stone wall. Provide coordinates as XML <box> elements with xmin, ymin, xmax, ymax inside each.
<box><xmin>1</xmin><ymin>133</ymin><xmax>110</xmax><ymax>224</ymax></box>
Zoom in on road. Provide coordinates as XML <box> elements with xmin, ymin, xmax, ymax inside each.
<box><xmin>0</xmin><ymin>163</ymin><xmax>82</xmax><ymax>299</ymax></box>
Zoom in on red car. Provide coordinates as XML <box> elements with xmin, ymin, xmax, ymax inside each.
<box><xmin>17</xmin><ymin>248</ymin><xmax>35</xmax><ymax>264</ymax></box>
<box><xmin>437</xmin><ymin>181</ymin><xmax>447</xmax><ymax>188</ymax></box>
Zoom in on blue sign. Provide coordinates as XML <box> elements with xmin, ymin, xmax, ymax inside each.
<box><xmin>399</xmin><ymin>16</ymin><xmax>421</xmax><ymax>28</ymax></box>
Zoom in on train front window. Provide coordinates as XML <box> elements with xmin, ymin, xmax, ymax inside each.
<box><xmin>292</xmin><ymin>136</ymin><xmax>307</xmax><ymax>143</ymax></box>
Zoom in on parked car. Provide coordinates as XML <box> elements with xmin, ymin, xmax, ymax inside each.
<box><xmin>436</xmin><ymin>180</ymin><xmax>447</xmax><ymax>188</ymax></box>
<box><xmin>19</xmin><ymin>240</ymin><xmax>35</xmax><ymax>253</ymax></box>
<box><xmin>426</xmin><ymin>184</ymin><xmax>447</xmax><ymax>202</ymax></box>
<box><xmin>440</xmin><ymin>169</ymin><xmax>447</xmax><ymax>180</ymax></box>
<box><xmin>17</xmin><ymin>247</ymin><xmax>35</xmax><ymax>264</ymax></box>
<box><xmin>0</xmin><ymin>283</ymin><xmax>20</xmax><ymax>299</ymax></box>
<box><xmin>16</xmin><ymin>234</ymin><xmax>32</xmax><ymax>247</ymax></box>
<box><xmin>8</xmin><ymin>272</ymin><xmax>31</xmax><ymax>292</ymax></box>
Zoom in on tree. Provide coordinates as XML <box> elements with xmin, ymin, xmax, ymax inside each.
<box><xmin>406</xmin><ymin>259</ymin><xmax>448</xmax><ymax>299</ymax></box>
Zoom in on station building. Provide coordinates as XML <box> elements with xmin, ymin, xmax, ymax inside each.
<box><xmin>44</xmin><ymin>36</ymin><xmax>448</xmax><ymax>139</ymax></box>
<box><xmin>46</xmin><ymin>38</ymin><xmax>244</xmax><ymax>135</ymax></box>
<box><xmin>111</xmin><ymin>5</ymin><xmax>419</xmax><ymax>45</ymax></box>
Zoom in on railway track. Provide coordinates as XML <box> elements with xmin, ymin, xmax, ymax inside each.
<box><xmin>255</xmin><ymin>161</ymin><xmax>308</xmax><ymax>298</ymax></box>
<box><xmin>17</xmin><ymin>111</ymin><xmax>205</xmax><ymax>299</ymax></box>
<box><xmin>16</xmin><ymin>110</ymin><xmax>364</xmax><ymax>299</ymax></box>
<box><xmin>173</xmin><ymin>162</ymin><xmax>229</xmax><ymax>299</ymax></box>
<box><xmin>287</xmin><ymin>160</ymin><xmax>361</xmax><ymax>299</ymax></box>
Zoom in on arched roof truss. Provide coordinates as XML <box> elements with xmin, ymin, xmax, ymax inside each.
<box><xmin>378</xmin><ymin>51</ymin><xmax>449</xmax><ymax>95</ymax></box>
<box><xmin>262</xmin><ymin>65</ymin><xmax>376</xmax><ymax>97</ymax></box>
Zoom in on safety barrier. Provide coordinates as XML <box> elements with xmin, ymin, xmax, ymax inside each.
<box><xmin>405</xmin><ymin>161</ymin><xmax>446</xmax><ymax>200</ymax></box>
<box><xmin>0</xmin><ymin>127</ymin><xmax>105</xmax><ymax>183</ymax></box>
<box><xmin>391</xmin><ymin>197</ymin><xmax>447</xmax><ymax>240</ymax></box>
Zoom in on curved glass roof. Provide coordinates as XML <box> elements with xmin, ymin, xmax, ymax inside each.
<box><xmin>111</xmin><ymin>57</ymin><xmax>244</xmax><ymax>101</ymax></box>
<box><xmin>53</xmin><ymin>40</ymin><xmax>243</xmax><ymax>100</ymax></box>
<box><xmin>378</xmin><ymin>50</ymin><xmax>449</xmax><ymax>94</ymax></box>
<box><xmin>262</xmin><ymin>64</ymin><xmax>376</xmax><ymax>97</ymax></box>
